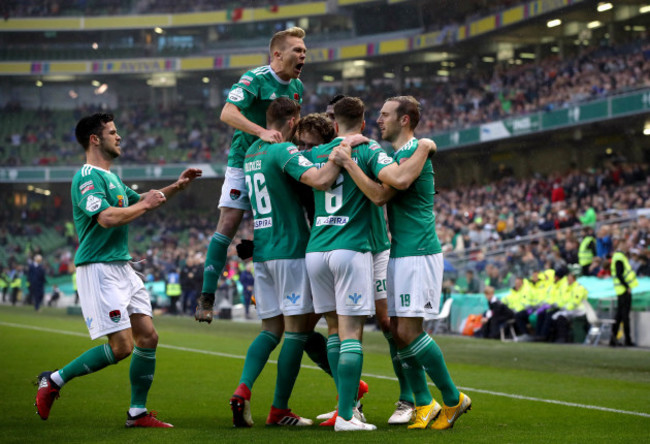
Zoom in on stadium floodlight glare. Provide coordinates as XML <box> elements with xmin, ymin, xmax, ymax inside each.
<box><xmin>547</xmin><ymin>19</ymin><xmax>562</xmax><ymax>28</ymax></box>
<box><xmin>322</xmin><ymin>75</ymin><xmax>334</xmax><ymax>82</ymax></box>
<box><xmin>202</xmin><ymin>77</ymin><xmax>210</xmax><ymax>84</ymax></box>
<box><xmin>92</xmin><ymin>42</ymin><xmax>98</xmax><ymax>50</ymax></box>
<box><xmin>644</xmin><ymin>122</ymin><xmax>650</xmax><ymax>136</ymax></box>
<box><xmin>353</xmin><ymin>60</ymin><xmax>366</xmax><ymax>66</ymax></box>
<box><xmin>520</xmin><ymin>52</ymin><xmax>536</xmax><ymax>59</ymax></box>
<box><xmin>587</xmin><ymin>21</ymin><xmax>602</xmax><ymax>29</ymax></box>
<box><xmin>482</xmin><ymin>56</ymin><xmax>495</xmax><ymax>62</ymax></box>
<box><xmin>597</xmin><ymin>2</ymin><xmax>612</xmax><ymax>12</ymax></box>
<box><xmin>640</xmin><ymin>5</ymin><xmax>650</xmax><ymax>14</ymax></box>
<box><xmin>91</xmin><ymin>80</ymin><xmax>100</xmax><ymax>87</ymax></box>
<box><xmin>384</xmin><ymin>72</ymin><xmax>395</xmax><ymax>78</ymax></box>
<box><xmin>35</xmin><ymin>80</ymin><xmax>43</xmax><ymax>87</ymax></box>
<box><xmin>154</xmin><ymin>27</ymin><xmax>164</xmax><ymax>34</ymax></box>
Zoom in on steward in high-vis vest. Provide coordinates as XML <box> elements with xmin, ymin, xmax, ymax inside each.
<box><xmin>166</xmin><ymin>270</ymin><xmax>182</xmax><ymax>315</ymax></box>
<box><xmin>609</xmin><ymin>245</ymin><xmax>638</xmax><ymax>347</ymax></box>
<box><xmin>578</xmin><ymin>228</ymin><xmax>596</xmax><ymax>276</ymax></box>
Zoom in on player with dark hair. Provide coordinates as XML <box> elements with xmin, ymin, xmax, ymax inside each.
<box><xmin>330</xmin><ymin>95</ymin><xmax>471</xmax><ymax>431</ymax></box>
<box><xmin>196</xmin><ymin>27</ymin><xmax>307</xmax><ymax>323</ymax></box>
<box><xmin>35</xmin><ymin>112</ymin><xmax>201</xmax><ymax>427</ymax></box>
<box><xmin>304</xmin><ymin>96</ymin><xmax>435</xmax><ymax>431</ymax></box>
<box><xmin>325</xmin><ymin>94</ymin><xmax>346</xmax><ymax>122</ymax></box>
<box><xmin>230</xmin><ymin>97</ymin><xmax>347</xmax><ymax>427</ymax></box>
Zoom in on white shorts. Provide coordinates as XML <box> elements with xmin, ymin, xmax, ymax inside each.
<box><xmin>253</xmin><ymin>259</ymin><xmax>313</xmax><ymax>319</ymax></box>
<box><xmin>387</xmin><ymin>253</ymin><xmax>443</xmax><ymax>318</ymax></box>
<box><xmin>218</xmin><ymin>166</ymin><xmax>251</xmax><ymax>210</ymax></box>
<box><xmin>373</xmin><ymin>250</ymin><xmax>389</xmax><ymax>301</ymax></box>
<box><xmin>76</xmin><ymin>262</ymin><xmax>153</xmax><ymax>340</ymax></box>
<box><xmin>305</xmin><ymin>250</ymin><xmax>375</xmax><ymax>316</ymax></box>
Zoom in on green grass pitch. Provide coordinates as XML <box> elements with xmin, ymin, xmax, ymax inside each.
<box><xmin>1</xmin><ymin>305</ymin><xmax>648</xmax><ymax>443</ymax></box>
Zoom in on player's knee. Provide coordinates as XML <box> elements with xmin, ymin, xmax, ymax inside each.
<box><xmin>110</xmin><ymin>342</ymin><xmax>134</xmax><ymax>362</ymax></box>
<box><xmin>135</xmin><ymin>330</ymin><xmax>159</xmax><ymax>349</ymax></box>
<box><xmin>377</xmin><ymin>316</ymin><xmax>391</xmax><ymax>333</ymax></box>
<box><xmin>216</xmin><ymin>208</ymin><xmax>244</xmax><ymax>237</ymax></box>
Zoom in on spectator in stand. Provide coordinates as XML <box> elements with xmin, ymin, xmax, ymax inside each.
<box><xmin>596</xmin><ymin>225</ymin><xmax>613</xmax><ymax>259</ymax></box>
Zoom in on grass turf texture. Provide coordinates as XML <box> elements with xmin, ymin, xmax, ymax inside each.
<box><xmin>1</xmin><ymin>305</ymin><xmax>648</xmax><ymax>443</ymax></box>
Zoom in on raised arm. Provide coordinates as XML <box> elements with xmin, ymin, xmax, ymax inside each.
<box><xmin>377</xmin><ymin>138</ymin><xmax>437</xmax><ymax>190</ymax></box>
<box><xmin>221</xmin><ymin>102</ymin><xmax>282</xmax><ymax>143</ymax></box>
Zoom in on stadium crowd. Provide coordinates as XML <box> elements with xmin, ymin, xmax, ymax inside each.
<box><xmin>3</xmin><ymin>36</ymin><xmax>649</xmax><ymax>168</ymax></box>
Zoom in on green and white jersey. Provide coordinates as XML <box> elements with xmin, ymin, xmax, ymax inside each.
<box><xmin>71</xmin><ymin>164</ymin><xmax>140</xmax><ymax>266</ymax></box>
<box><xmin>226</xmin><ymin>66</ymin><xmax>304</xmax><ymax>169</ymax></box>
<box><xmin>306</xmin><ymin>137</ymin><xmax>394</xmax><ymax>254</ymax></box>
<box><xmin>387</xmin><ymin>138</ymin><xmax>442</xmax><ymax>258</ymax></box>
<box><xmin>369</xmin><ymin>202</ymin><xmax>390</xmax><ymax>254</ymax></box>
<box><xmin>244</xmin><ymin>140</ymin><xmax>314</xmax><ymax>262</ymax></box>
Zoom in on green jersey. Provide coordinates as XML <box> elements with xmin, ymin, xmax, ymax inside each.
<box><xmin>226</xmin><ymin>65</ymin><xmax>304</xmax><ymax>169</ymax></box>
<box><xmin>71</xmin><ymin>164</ymin><xmax>140</xmax><ymax>266</ymax></box>
<box><xmin>369</xmin><ymin>201</ymin><xmax>390</xmax><ymax>254</ymax></box>
<box><xmin>306</xmin><ymin>138</ymin><xmax>394</xmax><ymax>254</ymax></box>
<box><xmin>244</xmin><ymin>140</ymin><xmax>314</xmax><ymax>262</ymax></box>
<box><xmin>387</xmin><ymin>138</ymin><xmax>442</xmax><ymax>258</ymax></box>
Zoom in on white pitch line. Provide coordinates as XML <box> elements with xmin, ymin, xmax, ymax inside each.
<box><xmin>3</xmin><ymin>321</ymin><xmax>649</xmax><ymax>419</ymax></box>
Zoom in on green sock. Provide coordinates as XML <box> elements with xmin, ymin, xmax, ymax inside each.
<box><xmin>337</xmin><ymin>339</ymin><xmax>363</xmax><ymax>421</ymax></box>
<box><xmin>397</xmin><ymin>351</ymin><xmax>433</xmax><ymax>407</ymax></box>
<box><xmin>385</xmin><ymin>332</ymin><xmax>414</xmax><ymax>405</ymax></box>
<box><xmin>130</xmin><ymin>346</ymin><xmax>156</xmax><ymax>408</ymax></box>
<box><xmin>304</xmin><ymin>331</ymin><xmax>332</xmax><ymax>377</ymax></box>
<box><xmin>58</xmin><ymin>343</ymin><xmax>116</xmax><ymax>383</ymax></box>
<box><xmin>402</xmin><ymin>332</ymin><xmax>460</xmax><ymax>406</ymax></box>
<box><xmin>272</xmin><ymin>332</ymin><xmax>308</xmax><ymax>409</ymax></box>
<box><xmin>239</xmin><ymin>330</ymin><xmax>280</xmax><ymax>389</ymax></box>
<box><xmin>202</xmin><ymin>232</ymin><xmax>231</xmax><ymax>294</ymax></box>
<box><xmin>326</xmin><ymin>334</ymin><xmax>341</xmax><ymax>391</ymax></box>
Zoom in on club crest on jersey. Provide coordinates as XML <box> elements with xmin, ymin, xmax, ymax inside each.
<box><xmin>230</xmin><ymin>189</ymin><xmax>241</xmax><ymax>200</ymax></box>
<box><xmin>347</xmin><ymin>293</ymin><xmax>363</xmax><ymax>306</ymax></box>
<box><xmin>109</xmin><ymin>310</ymin><xmax>121</xmax><ymax>323</ymax></box>
<box><xmin>117</xmin><ymin>195</ymin><xmax>124</xmax><ymax>207</ymax></box>
<box><xmin>285</xmin><ymin>293</ymin><xmax>301</xmax><ymax>305</ymax></box>
<box><xmin>294</xmin><ymin>93</ymin><xmax>300</xmax><ymax>100</ymax></box>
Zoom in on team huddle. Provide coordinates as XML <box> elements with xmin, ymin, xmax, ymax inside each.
<box><xmin>35</xmin><ymin>27</ymin><xmax>471</xmax><ymax>432</ymax></box>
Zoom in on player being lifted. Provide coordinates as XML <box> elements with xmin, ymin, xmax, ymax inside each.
<box><xmin>196</xmin><ymin>27</ymin><xmax>306</xmax><ymax>322</ymax></box>
<box><xmin>304</xmin><ymin>97</ymin><xmax>436</xmax><ymax>431</ymax></box>
<box><xmin>330</xmin><ymin>96</ymin><xmax>472</xmax><ymax>430</ymax></box>
<box><xmin>229</xmin><ymin>97</ymin><xmax>349</xmax><ymax>427</ymax></box>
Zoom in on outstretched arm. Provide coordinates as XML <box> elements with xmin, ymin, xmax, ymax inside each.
<box><xmin>97</xmin><ymin>168</ymin><xmax>202</xmax><ymax>228</ymax></box>
<box><xmin>377</xmin><ymin>138</ymin><xmax>437</xmax><ymax>190</ymax></box>
<box><xmin>221</xmin><ymin>102</ymin><xmax>282</xmax><ymax>143</ymax></box>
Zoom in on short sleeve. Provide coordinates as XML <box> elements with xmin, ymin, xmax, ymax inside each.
<box><xmin>75</xmin><ymin>171</ymin><xmax>110</xmax><ymax>217</ymax></box>
<box><xmin>226</xmin><ymin>71</ymin><xmax>259</xmax><ymax>110</ymax></box>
